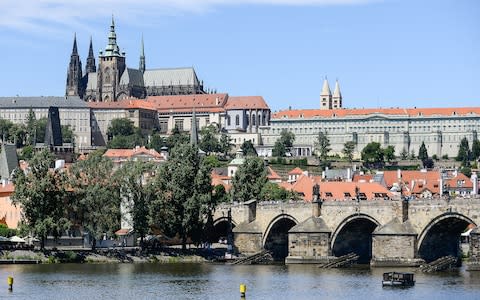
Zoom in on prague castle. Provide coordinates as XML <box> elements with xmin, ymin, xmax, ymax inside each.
<box><xmin>66</xmin><ymin>17</ymin><xmax>205</xmax><ymax>102</ymax></box>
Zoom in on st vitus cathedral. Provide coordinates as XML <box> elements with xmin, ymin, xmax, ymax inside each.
<box><xmin>66</xmin><ymin>17</ymin><xmax>206</xmax><ymax>102</ymax></box>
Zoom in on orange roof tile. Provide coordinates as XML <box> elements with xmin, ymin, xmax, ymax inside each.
<box><xmin>146</xmin><ymin>93</ymin><xmax>228</xmax><ymax>112</ymax></box>
<box><xmin>352</xmin><ymin>174</ymin><xmax>373</xmax><ymax>183</ymax></box>
<box><xmin>445</xmin><ymin>173</ymin><xmax>473</xmax><ymax>189</ymax></box>
<box><xmin>288</xmin><ymin>167</ymin><xmax>304</xmax><ymax>175</ymax></box>
<box><xmin>273</xmin><ymin>107</ymin><xmax>480</xmax><ymax>119</ymax></box>
<box><xmin>267</xmin><ymin>166</ymin><xmax>281</xmax><ymax>180</ymax></box>
<box><xmin>88</xmin><ymin>99</ymin><xmax>157</xmax><ymax>110</ymax></box>
<box><xmin>0</xmin><ymin>183</ymin><xmax>14</xmax><ymax>196</ymax></box>
<box><xmin>224</xmin><ymin>96</ymin><xmax>269</xmax><ymax>110</ymax></box>
<box><xmin>103</xmin><ymin>146</ymin><xmax>164</xmax><ymax>159</ymax></box>
<box><xmin>290</xmin><ymin>174</ymin><xmax>392</xmax><ymax>202</ymax></box>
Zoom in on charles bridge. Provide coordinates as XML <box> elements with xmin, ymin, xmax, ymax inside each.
<box><xmin>212</xmin><ymin>198</ymin><xmax>480</xmax><ymax>267</ymax></box>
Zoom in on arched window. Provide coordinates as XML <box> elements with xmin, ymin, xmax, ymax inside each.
<box><xmin>235</xmin><ymin>115</ymin><xmax>240</xmax><ymax>126</ymax></box>
<box><xmin>252</xmin><ymin>114</ymin><xmax>256</xmax><ymax>126</ymax></box>
<box><xmin>227</xmin><ymin>115</ymin><xmax>231</xmax><ymax>126</ymax></box>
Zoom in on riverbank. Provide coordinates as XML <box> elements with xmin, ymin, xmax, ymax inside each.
<box><xmin>0</xmin><ymin>247</ymin><xmax>221</xmax><ymax>264</ymax></box>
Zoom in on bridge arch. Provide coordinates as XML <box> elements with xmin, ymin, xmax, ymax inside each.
<box><xmin>262</xmin><ymin>214</ymin><xmax>298</xmax><ymax>261</ymax></box>
<box><xmin>211</xmin><ymin>217</ymin><xmax>237</xmax><ymax>244</ymax></box>
<box><xmin>417</xmin><ymin>212</ymin><xmax>476</xmax><ymax>262</ymax></box>
<box><xmin>331</xmin><ymin>214</ymin><xmax>380</xmax><ymax>263</ymax></box>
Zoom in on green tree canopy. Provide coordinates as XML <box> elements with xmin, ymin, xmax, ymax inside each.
<box><xmin>472</xmin><ymin>138</ymin><xmax>480</xmax><ymax>161</ymax></box>
<box><xmin>241</xmin><ymin>140</ymin><xmax>257</xmax><ymax>156</ymax></box>
<box><xmin>272</xmin><ymin>140</ymin><xmax>287</xmax><ymax>157</ymax></box>
<box><xmin>149</xmin><ymin>134</ymin><xmax>167</xmax><ymax>153</ymax></box>
<box><xmin>383</xmin><ymin>145</ymin><xmax>396</xmax><ymax>163</ymax></box>
<box><xmin>68</xmin><ymin>151</ymin><xmax>120</xmax><ymax>249</ymax></box>
<box><xmin>260</xmin><ymin>182</ymin><xmax>290</xmax><ymax>201</ymax></box>
<box><xmin>218</xmin><ymin>132</ymin><xmax>233</xmax><ymax>157</ymax></box>
<box><xmin>108</xmin><ymin>118</ymin><xmax>135</xmax><ymax>137</ymax></box>
<box><xmin>314</xmin><ymin>131</ymin><xmax>331</xmax><ymax>167</ymax></box>
<box><xmin>231</xmin><ymin>156</ymin><xmax>268</xmax><ymax>202</ymax></box>
<box><xmin>418</xmin><ymin>142</ymin><xmax>428</xmax><ymax>162</ymax></box>
<box><xmin>400</xmin><ymin>148</ymin><xmax>409</xmax><ymax>160</ymax></box>
<box><xmin>35</xmin><ymin>117</ymin><xmax>48</xmax><ymax>143</ymax></box>
<box><xmin>342</xmin><ymin>141</ymin><xmax>356</xmax><ymax>162</ymax></box>
<box><xmin>361</xmin><ymin>142</ymin><xmax>384</xmax><ymax>167</ymax></box>
<box><xmin>199</xmin><ymin>125</ymin><xmax>220</xmax><ymax>154</ymax></box>
<box><xmin>456</xmin><ymin>137</ymin><xmax>471</xmax><ymax>166</ymax></box>
<box><xmin>166</xmin><ymin>126</ymin><xmax>189</xmax><ymax>150</ymax></box>
<box><xmin>11</xmin><ymin>149</ymin><xmax>70</xmax><ymax>249</ymax></box>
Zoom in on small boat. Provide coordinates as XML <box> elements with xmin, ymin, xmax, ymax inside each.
<box><xmin>382</xmin><ymin>272</ymin><xmax>415</xmax><ymax>287</ymax></box>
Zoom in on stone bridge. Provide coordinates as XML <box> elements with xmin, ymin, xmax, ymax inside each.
<box><xmin>212</xmin><ymin>198</ymin><xmax>480</xmax><ymax>266</ymax></box>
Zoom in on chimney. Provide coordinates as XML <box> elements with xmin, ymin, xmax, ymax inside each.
<box><xmin>347</xmin><ymin>168</ymin><xmax>352</xmax><ymax>182</ymax></box>
<box><xmin>397</xmin><ymin>169</ymin><xmax>402</xmax><ymax>180</ymax></box>
<box><xmin>472</xmin><ymin>173</ymin><xmax>479</xmax><ymax>195</ymax></box>
<box><xmin>439</xmin><ymin>177</ymin><xmax>444</xmax><ymax>195</ymax></box>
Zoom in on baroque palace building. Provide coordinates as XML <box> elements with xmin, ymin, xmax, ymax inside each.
<box><xmin>66</xmin><ymin>17</ymin><xmax>206</xmax><ymax>102</ymax></box>
<box><xmin>258</xmin><ymin>78</ymin><xmax>480</xmax><ymax>158</ymax></box>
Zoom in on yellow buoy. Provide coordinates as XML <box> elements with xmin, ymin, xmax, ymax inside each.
<box><xmin>240</xmin><ymin>283</ymin><xmax>246</xmax><ymax>296</ymax></box>
<box><xmin>7</xmin><ymin>276</ymin><xmax>13</xmax><ymax>291</ymax></box>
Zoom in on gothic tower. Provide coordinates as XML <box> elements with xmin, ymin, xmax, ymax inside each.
<box><xmin>66</xmin><ymin>34</ymin><xmax>83</xmax><ymax>97</ymax></box>
<box><xmin>85</xmin><ymin>36</ymin><xmax>96</xmax><ymax>74</ymax></box>
<box><xmin>320</xmin><ymin>78</ymin><xmax>332</xmax><ymax>110</ymax></box>
<box><xmin>139</xmin><ymin>35</ymin><xmax>145</xmax><ymax>73</ymax></box>
<box><xmin>97</xmin><ymin>16</ymin><xmax>126</xmax><ymax>102</ymax></box>
<box><xmin>332</xmin><ymin>80</ymin><xmax>342</xmax><ymax>109</ymax></box>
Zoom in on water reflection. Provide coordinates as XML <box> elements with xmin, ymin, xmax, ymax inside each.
<box><xmin>0</xmin><ymin>264</ymin><xmax>479</xmax><ymax>300</ymax></box>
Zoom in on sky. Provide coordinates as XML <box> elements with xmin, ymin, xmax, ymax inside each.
<box><xmin>0</xmin><ymin>0</ymin><xmax>478</xmax><ymax>112</ymax></box>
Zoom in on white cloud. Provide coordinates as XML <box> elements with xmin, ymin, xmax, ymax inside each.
<box><xmin>0</xmin><ymin>0</ymin><xmax>379</xmax><ymax>34</ymax></box>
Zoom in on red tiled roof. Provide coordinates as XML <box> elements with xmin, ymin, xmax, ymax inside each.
<box><xmin>273</xmin><ymin>107</ymin><xmax>480</xmax><ymax>119</ymax></box>
<box><xmin>103</xmin><ymin>146</ymin><xmax>164</xmax><ymax>159</ymax></box>
<box><xmin>146</xmin><ymin>93</ymin><xmax>228</xmax><ymax>112</ymax></box>
<box><xmin>290</xmin><ymin>174</ymin><xmax>392</xmax><ymax>201</ymax></box>
<box><xmin>445</xmin><ymin>173</ymin><xmax>473</xmax><ymax>189</ymax></box>
<box><xmin>224</xmin><ymin>96</ymin><xmax>269</xmax><ymax>110</ymax></box>
<box><xmin>267</xmin><ymin>167</ymin><xmax>281</xmax><ymax>180</ymax></box>
<box><xmin>288</xmin><ymin>167</ymin><xmax>304</xmax><ymax>175</ymax></box>
<box><xmin>0</xmin><ymin>183</ymin><xmax>14</xmax><ymax>196</ymax></box>
<box><xmin>88</xmin><ymin>99</ymin><xmax>157</xmax><ymax>110</ymax></box>
<box><xmin>352</xmin><ymin>174</ymin><xmax>374</xmax><ymax>183</ymax></box>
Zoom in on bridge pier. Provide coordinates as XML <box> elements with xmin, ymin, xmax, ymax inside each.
<box><xmin>467</xmin><ymin>227</ymin><xmax>480</xmax><ymax>271</ymax></box>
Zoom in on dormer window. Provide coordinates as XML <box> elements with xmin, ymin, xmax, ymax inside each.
<box><xmin>325</xmin><ymin>192</ymin><xmax>333</xmax><ymax>197</ymax></box>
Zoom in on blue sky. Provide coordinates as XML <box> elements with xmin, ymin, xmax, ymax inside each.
<box><xmin>0</xmin><ymin>0</ymin><xmax>478</xmax><ymax>111</ymax></box>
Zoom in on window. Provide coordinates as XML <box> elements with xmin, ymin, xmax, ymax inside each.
<box><xmin>252</xmin><ymin>115</ymin><xmax>256</xmax><ymax>126</ymax></box>
<box><xmin>325</xmin><ymin>192</ymin><xmax>333</xmax><ymax>197</ymax></box>
<box><xmin>227</xmin><ymin>116</ymin><xmax>231</xmax><ymax>126</ymax></box>
<box><xmin>175</xmin><ymin>119</ymin><xmax>184</xmax><ymax>131</ymax></box>
<box><xmin>344</xmin><ymin>192</ymin><xmax>351</xmax><ymax>197</ymax></box>
<box><xmin>159</xmin><ymin>120</ymin><xmax>168</xmax><ymax>133</ymax></box>
<box><xmin>235</xmin><ymin>115</ymin><xmax>240</xmax><ymax>126</ymax></box>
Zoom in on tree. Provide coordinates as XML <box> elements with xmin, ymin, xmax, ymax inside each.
<box><xmin>35</xmin><ymin>117</ymin><xmax>48</xmax><ymax>143</ymax></box>
<box><xmin>361</xmin><ymin>142</ymin><xmax>384</xmax><ymax>167</ymax></box>
<box><xmin>116</xmin><ymin>160</ymin><xmax>154</xmax><ymax>249</ymax></box>
<box><xmin>314</xmin><ymin>131</ymin><xmax>331</xmax><ymax>167</ymax></box>
<box><xmin>108</xmin><ymin>134</ymin><xmax>144</xmax><ymax>149</ymax></box>
<box><xmin>199</xmin><ymin>125</ymin><xmax>219</xmax><ymax>154</ymax></box>
<box><xmin>241</xmin><ymin>140</ymin><xmax>257</xmax><ymax>156</ymax></box>
<box><xmin>108</xmin><ymin>118</ymin><xmax>135</xmax><ymax>137</ymax></box>
<box><xmin>260</xmin><ymin>182</ymin><xmax>289</xmax><ymax>201</ymax></box>
<box><xmin>456</xmin><ymin>137</ymin><xmax>471</xmax><ymax>166</ymax></box>
<box><xmin>400</xmin><ymin>147</ymin><xmax>409</xmax><ymax>160</ymax></box>
<box><xmin>231</xmin><ymin>156</ymin><xmax>268</xmax><ymax>202</ymax></box>
<box><xmin>418</xmin><ymin>142</ymin><xmax>428</xmax><ymax>162</ymax></box>
<box><xmin>149</xmin><ymin>134</ymin><xmax>167</xmax><ymax>153</ymax></box>
<box><xmin>212</xmin><ymin>184</ymin><xmax>228</xmax><ymax>204</ymax></box>
<box><xmin>9</xmin><ymin>123</ymin><xmax>27</xmax><ymax>147</ymax></box>
<box><xmin>25</xmin><ymin>108</ymin><xmax>36</xmax><ymax>146</ymax></box>
<box><xmin>11</xmin><ymin>149</ymin><xmax>70</xmax><ymax>249</ymax></box>
<box><xmin>166</xmin><ymin>126</ymin><xmax>189</xmax><ymax>150</ymax></box>
<box><xmin>61</xmin><ymin>125</ymin><xmax>74</xmax><ymax>143</ymax></box>
<box><xmin>202</xmin><ymin>155</ymin><xmax>222</xmax><ymax>170</ymax></box>
<box><xmin>472</xmin><ymin>138</ymin><xmax>480</xmax><ymax>161</ymax></box>
<box><xmin>423</xmin><ymin>158</ymin><xmax>434</xmax><ymax>169</ymax></box>
<box><xmin>460</xmin><ymin>166</ymin><xmax>472</xmax><ymax>178</ymax></box>
<box><xmin>280</xmin><ymin>130</ymin><xmax>295</xmax><ymax>154</ymax></box>
<box><xmin>0</xmin><ymin>118</ymin><xmax>13</xmax><ymax>141</ymax></box>
<box><xmin>272</xmin><ymin>140</ymin><xmax>287</xmax><ymax>157</ymax></box>
<box><xmin>409</xmin><ymin>150</ymin><xmax>416</xmax><ymax>160</ymax></box>
<box><xmin>149</xmin><ymin>144</ymin><xmax>214</xmax><ymax>249</ymax></box>
<box><xmin>218</xmin><ymin>132</ymin><xmax>233</xmax><ymax>157</ymax></box>
<box><xmin>383</xmin><ymin>145</ymin><xmax>395</xmax><ymax>163</ymax></box>
<box><xmin>69</xmin><ymin>151</ymin><xmax>120</xmax><ymax>249</ymax></box>
<box><xmin>342</xmin><ymin>141</ymin><xmax>355</xmax><ymax>162</ymax></box>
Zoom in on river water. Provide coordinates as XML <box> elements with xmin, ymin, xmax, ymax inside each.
<box><xmin>0</xmin><ymin>263</ymin><xmax>479</xmax><ymax>299</ymax></box>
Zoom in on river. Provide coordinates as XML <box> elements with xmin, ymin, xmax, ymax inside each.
<box><xmin>1</xmin><ymin>263</ymin><xmax>479</xmax><ymax>299</ymax></box>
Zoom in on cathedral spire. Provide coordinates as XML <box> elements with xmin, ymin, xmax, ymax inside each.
<box><xmin>104</xmin><ymin>15</ymin><xmax>122</xmax><ymax>57</ymax></box>
<box><xmin>85</xmin><ymin>36</ymin><xmax>96</xmax><ymax>74</ymax></box>
<box><xmin>66</xmin><ymin>33</ymin><xmax>83</xmax><ymax>97</ymax></box>
<box><xmin>72</xmin><ymin>33</ymin><xmax>78</xmax><ymax>55</ymax></box>
<box><xmin>321</xmin><ymin>77</ymin><xmax>331</xmax><ymax>96</ymax></box>
<box><xmin>320</xmin><ymin>77</ymin><xmax>332</xmax><ymax>110</ymax></box>
<box><xmin>332</xmin><ymin>79</ymin><xmax>342</xmax><ymax>109</ymax></box>
<box><xmin>139</xmin><ymin>35</ymin><xmax>145</xmax><ymax>73</ymax></box>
